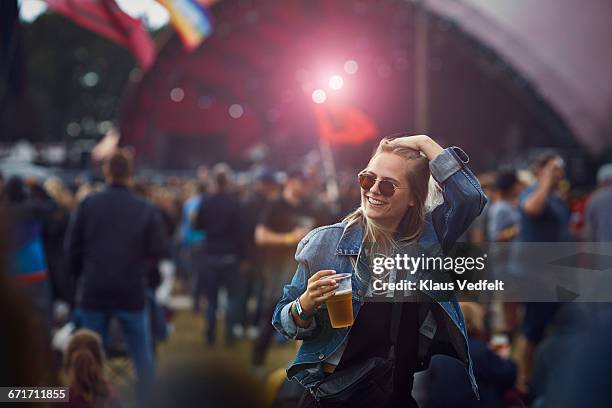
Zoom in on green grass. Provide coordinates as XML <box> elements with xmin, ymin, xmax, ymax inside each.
<box><xmin>109</xmin><ymin>309</ymin><xmax>297</xmax><ymax>407</ymax></box>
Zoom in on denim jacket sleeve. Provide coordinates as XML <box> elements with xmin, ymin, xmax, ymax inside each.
<box><xmin>272</xmin><ymin>230</ymin><xmax>320</xmax><ymax>340</ymax></box>
<box><xmin>429</xmin><ymin>147</ymin><xmax>488</xmax><ymax>248</ymax></box>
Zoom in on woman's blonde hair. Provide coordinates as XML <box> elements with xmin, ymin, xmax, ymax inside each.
<box><xmin>343</xmin><ymin>137</ymin><xmax>442</xmax><ymax>251</ymax></box>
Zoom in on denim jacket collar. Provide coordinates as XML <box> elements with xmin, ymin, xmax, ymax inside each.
<box><xmin>335</xmin><ymin>221</ymin><xmax>363</xmax><ymax>256</ymax></box>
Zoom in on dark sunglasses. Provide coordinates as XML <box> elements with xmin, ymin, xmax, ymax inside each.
<box><xmin>358</xmin><ymin>173</ymin><xmax>410</xmax><ymax>197</ymax></box>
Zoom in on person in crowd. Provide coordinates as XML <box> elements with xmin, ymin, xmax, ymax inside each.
<box><xmin>180</xmin><ymin>180</ymin><xmax>207</xmax><ymax>311</ymax></box>
<box><xmin>272</xmin><ymin>135</ymin><xmax>487</xmax><ymax>407</ymax></box>
<box><xmin>63</xmin><ymin>329</ymin><xmax>122</xmax><ymax>408</ymax></box>
<box><xmin>0</xmin><ymin>176</ymin><xmax>56</xmax><ymax>333</ymax></box>
<box><xmin>132</xmin><ymin>180</ymin><xmax>175</xmax><ymax>351</ymax></box>
<box><xmin>583</xmin><ymin>163</ymin><xmax>612</xmax><ymax>242</ymax></box>
<box><xmin>39</xmin><ymin>177</ymin><xmax>76</xmax><ymax>306</ymax></box>
<box><xmin>301</xmin><ymin>165</ymin><xmax>337</xmax><ymax>226</ymax></box>
<box><xmin>468</xmin><ymin>172</ymin><xmax>496</xmax><ymax>243</ymax></box>
<box><xmin>252</xmin><ymin>168</ymin><xmax>311</xmax><ymax>373</ymax></box>
<box><xmin>193</xmin><ymin>163</ymin><xmax>245</xmax><ymax>346</ymax></box>
<box><xmin>0</xmin><ymin>213</ymin><xmax>55</xmax><ymax>387</ymax></box>
<box><xmin>516</xmin><ymin>152</ymin><xmax>570</xmax><ymax>393</ymax></box>
<box><xmin>487</xmin><ymin>170</ymin><xmax>523</xmax><ymax>335</ymax></box>
<box><xmin>519</xmin><ymin>153</ymin><xmax>570</xmax><ymax>242</ymax></box>
<box><xmin>149</xmin><ymin>183</ymin><xmax>180</xmax><ymax>239</ymax></box>
<box><xmin>487</xmin><ymin>170</ymin><xmax>521</xmax><ymax>242</ymax></box>
<box><xmin>65</xmin><ymin>150</ymin><xmax>170</xmax><ymax>406</ymax></box>
<box><xmin>426</xmin><ymin>302</ymin><xmax>517</xmax><ymax>408</ymax></box>
<box><xmin>239</xmin><ymin>169</ymin><xmax>279</xmax><ymax>339</ymax></box>
<box><xmin>338</xmin><ymin>171</ymin><xmax>362</xmax><ymax>216</ymax></box>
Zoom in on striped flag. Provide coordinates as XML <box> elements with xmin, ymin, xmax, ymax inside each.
<box><xmin>156</xmin><ymin>0</ymin><xmax>213</xmax><ymax>50</ymax></box>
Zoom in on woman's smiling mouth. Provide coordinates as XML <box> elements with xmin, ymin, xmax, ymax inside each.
<box><xmin>366</xmin><ymin>195</ymin><xmax>387</xmax><ymax>206</ymax></box>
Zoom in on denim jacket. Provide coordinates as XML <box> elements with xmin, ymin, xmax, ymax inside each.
<box><xmin>272</xmin><ymin>147</ymin><xmax>487</xmax><ymax>399</ymax></box>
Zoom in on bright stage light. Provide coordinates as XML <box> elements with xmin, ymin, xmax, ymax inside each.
<box><xmin>329</xmin><ymin>75</ymin><xmax>344</xmax><ymax>90</ymax></box>
<box><xmin>344</xmin><ymin>60</ymin><xmax>359</xmax><ymax>74</ymax></box>
<box><xmin>312</xmin><ymin>89</ymin><xmax>327</xmax><ymax>104</ymax></box>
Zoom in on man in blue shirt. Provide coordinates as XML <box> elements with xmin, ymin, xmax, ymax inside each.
<box><xmin>519</xmin><ymin>155</ymin><xmax>570</xmax><ymax>242</ymax></box>
<box><xmin>517</xmin><ymin>153</ymin><xmax>570</xmax><ymax>393</ymax></box>
<box><xmin>584</xmin><ymin>163</ymin><xmax>612</xmax><ymax>242</ymax></box>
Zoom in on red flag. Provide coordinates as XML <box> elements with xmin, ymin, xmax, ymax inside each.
<box><xmin>45</xmin><ymin>0</ymin><xmax>155</xmax><ymax>71</ymax></box>
<box><xmin>314</xmin><ymin>102</ymin><xmax>378</xmax><ymax>145</ymax></box>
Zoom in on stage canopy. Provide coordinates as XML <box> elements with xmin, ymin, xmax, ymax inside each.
<box><xmin>425</xmin><ymin>0</ymin><xmax>612</xmax><ymax>155</ymax></box>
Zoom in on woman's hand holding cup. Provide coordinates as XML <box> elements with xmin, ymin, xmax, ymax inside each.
<box><xmin>299</xmin><ymin>269</ymin><xmax>340</xmax><ymax>314</ymax></box>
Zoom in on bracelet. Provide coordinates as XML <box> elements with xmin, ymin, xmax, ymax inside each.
<box><xmin>284</xmin><ymin>233</ymin><xmax>295</xmax><ymax>244</ymax></box>
<box><xmin>293</xmin><ymin>298</ymin><xmax>315</xmax><ymax>321</ymax></box>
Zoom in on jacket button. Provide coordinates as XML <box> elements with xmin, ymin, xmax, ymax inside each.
<box><xmin>357</xmin><ymin>290</ymin><xmax>363</xmax><ymax>296</ymax></box>
<box><xmin>318</xmin><ymin>354</ymin><xmax>325</xmax><ymax>360</ymax></box>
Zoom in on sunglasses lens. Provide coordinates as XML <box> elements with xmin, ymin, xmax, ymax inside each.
<box><xmin>378</xmin><ymin>181</ymin><xmax>396</xmax><ymax>197</ymax></box>
<box><xmin>358</xmin><ymin>174</ymin><xmax>375</xmax><ymax>190</ymax></box>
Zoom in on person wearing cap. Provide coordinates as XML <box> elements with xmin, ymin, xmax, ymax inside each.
<box><xmin>583</xmin><ymin>163</ymin><xmax>612</xmax><ymax>242</ymax></box>
<box><xmin>252</xmin><ymin>168</ymin><xmax>312</xmax><ymax>372</ymax></box>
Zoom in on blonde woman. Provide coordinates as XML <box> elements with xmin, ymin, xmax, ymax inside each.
<box><xmin>273</xmin><ymin>135</ymin><xmax>487</xmax><ymax>407</ymax></box>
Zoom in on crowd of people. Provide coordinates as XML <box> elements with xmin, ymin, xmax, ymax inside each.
<box><xmin>0</xmin><ymin>142</ymin><xmax>611</xmax><ymax>407</ymax></box>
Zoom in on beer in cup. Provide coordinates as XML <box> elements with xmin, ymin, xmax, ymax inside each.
<box><xmin>323</xmin><ymin>272</ymin><xmax>353</xmax><ymax>328</ymax></box>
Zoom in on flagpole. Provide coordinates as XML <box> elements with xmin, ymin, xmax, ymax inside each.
<box><xmin>318</xmin><ymin>138</ymin><xmax>340</xmax><ymax>214</ymax></box>
<box><xmin>414</xmin><ymin>0</ymin><xmax>429</xmax><ymax>132</ymax></box>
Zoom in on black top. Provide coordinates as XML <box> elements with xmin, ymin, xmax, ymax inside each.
<box><xmin>259</xmin><ymin>196</ymin><xmax>306</xmax><ymax>233</ymax></box>
<box><xmin>337</xmin><ymin>301</ymin><xmax>419</xmax><ymax>405</ymax></box>
<box><xmin>194</xmin><ymin>191</ymin><xmax>244</xmax><ymax>257</ymax></box>
<box><xmin>242</xmin><ymin>191</ymin><xmax>269</xmax><ymax>262</ymax></box>
<box><xmin>65</xmin><ymin>184</ymin><xmax>170</xmax><ymax>310</ymax></box>
<box><xmin>259</xmin><ymin>197</ymin><xmax>309</xmax><ymax>268</ymax></box>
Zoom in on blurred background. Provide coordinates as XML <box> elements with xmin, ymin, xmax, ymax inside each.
<box><xmin>4</xmin><ymin>0</ymin><xmax>611</xmax><ymax>176</ymax></box>
<box><xmin>1</xmin><ymin>0</ymin><xmax>612</xmax><ymax>407</ymax></box>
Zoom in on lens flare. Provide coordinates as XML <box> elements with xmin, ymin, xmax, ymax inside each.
<box><xmin>312</xmin><ymin>89</ymin><xmax>327</xmax><ymax>104</ymax></box>
<box><xmin>329</xmin><ymin>75</ymin><xmax>344</xmax><ymax>90</ymax></box>
<box><xmin>343</xmin><ymin>60</ymin><xmax>359</xmax><ymax>74</ymax></box>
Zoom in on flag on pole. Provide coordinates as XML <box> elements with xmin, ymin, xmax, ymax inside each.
<box><xmin>314</xmin><ymin>102</ymin><xmax>378</xmax><ymax>145</ymax></box>
<box><xmin>45</xmin><ymin>0</ymin><xmax>155</xmax><ymax>71</ymax></box>
<box><xmin>156</xmin><ymin>0</ymin><xmax>213</xmax><ymax>50</ymax></box>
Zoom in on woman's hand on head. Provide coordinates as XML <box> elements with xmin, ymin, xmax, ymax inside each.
<box><xmin>387</xmin><ymin>134</ymin><xmax>443</xmax><ymax>161</ymax></box>
<box><xmin>299</xmin><ymin>269</ymin><xmax>340</xmax><ymax>313</ymax></box>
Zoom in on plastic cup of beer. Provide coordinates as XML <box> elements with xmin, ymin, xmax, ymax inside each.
<box><xmin>323</xmin><ymin>272</ymin><xmax>353</xmax><ymax>328</ymax></box>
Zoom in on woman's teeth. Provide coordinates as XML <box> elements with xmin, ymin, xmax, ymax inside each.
<box><xmin>367</xmin><ymin>196</ymin><xmax>386</xmax><ymax>206</ymax></box>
